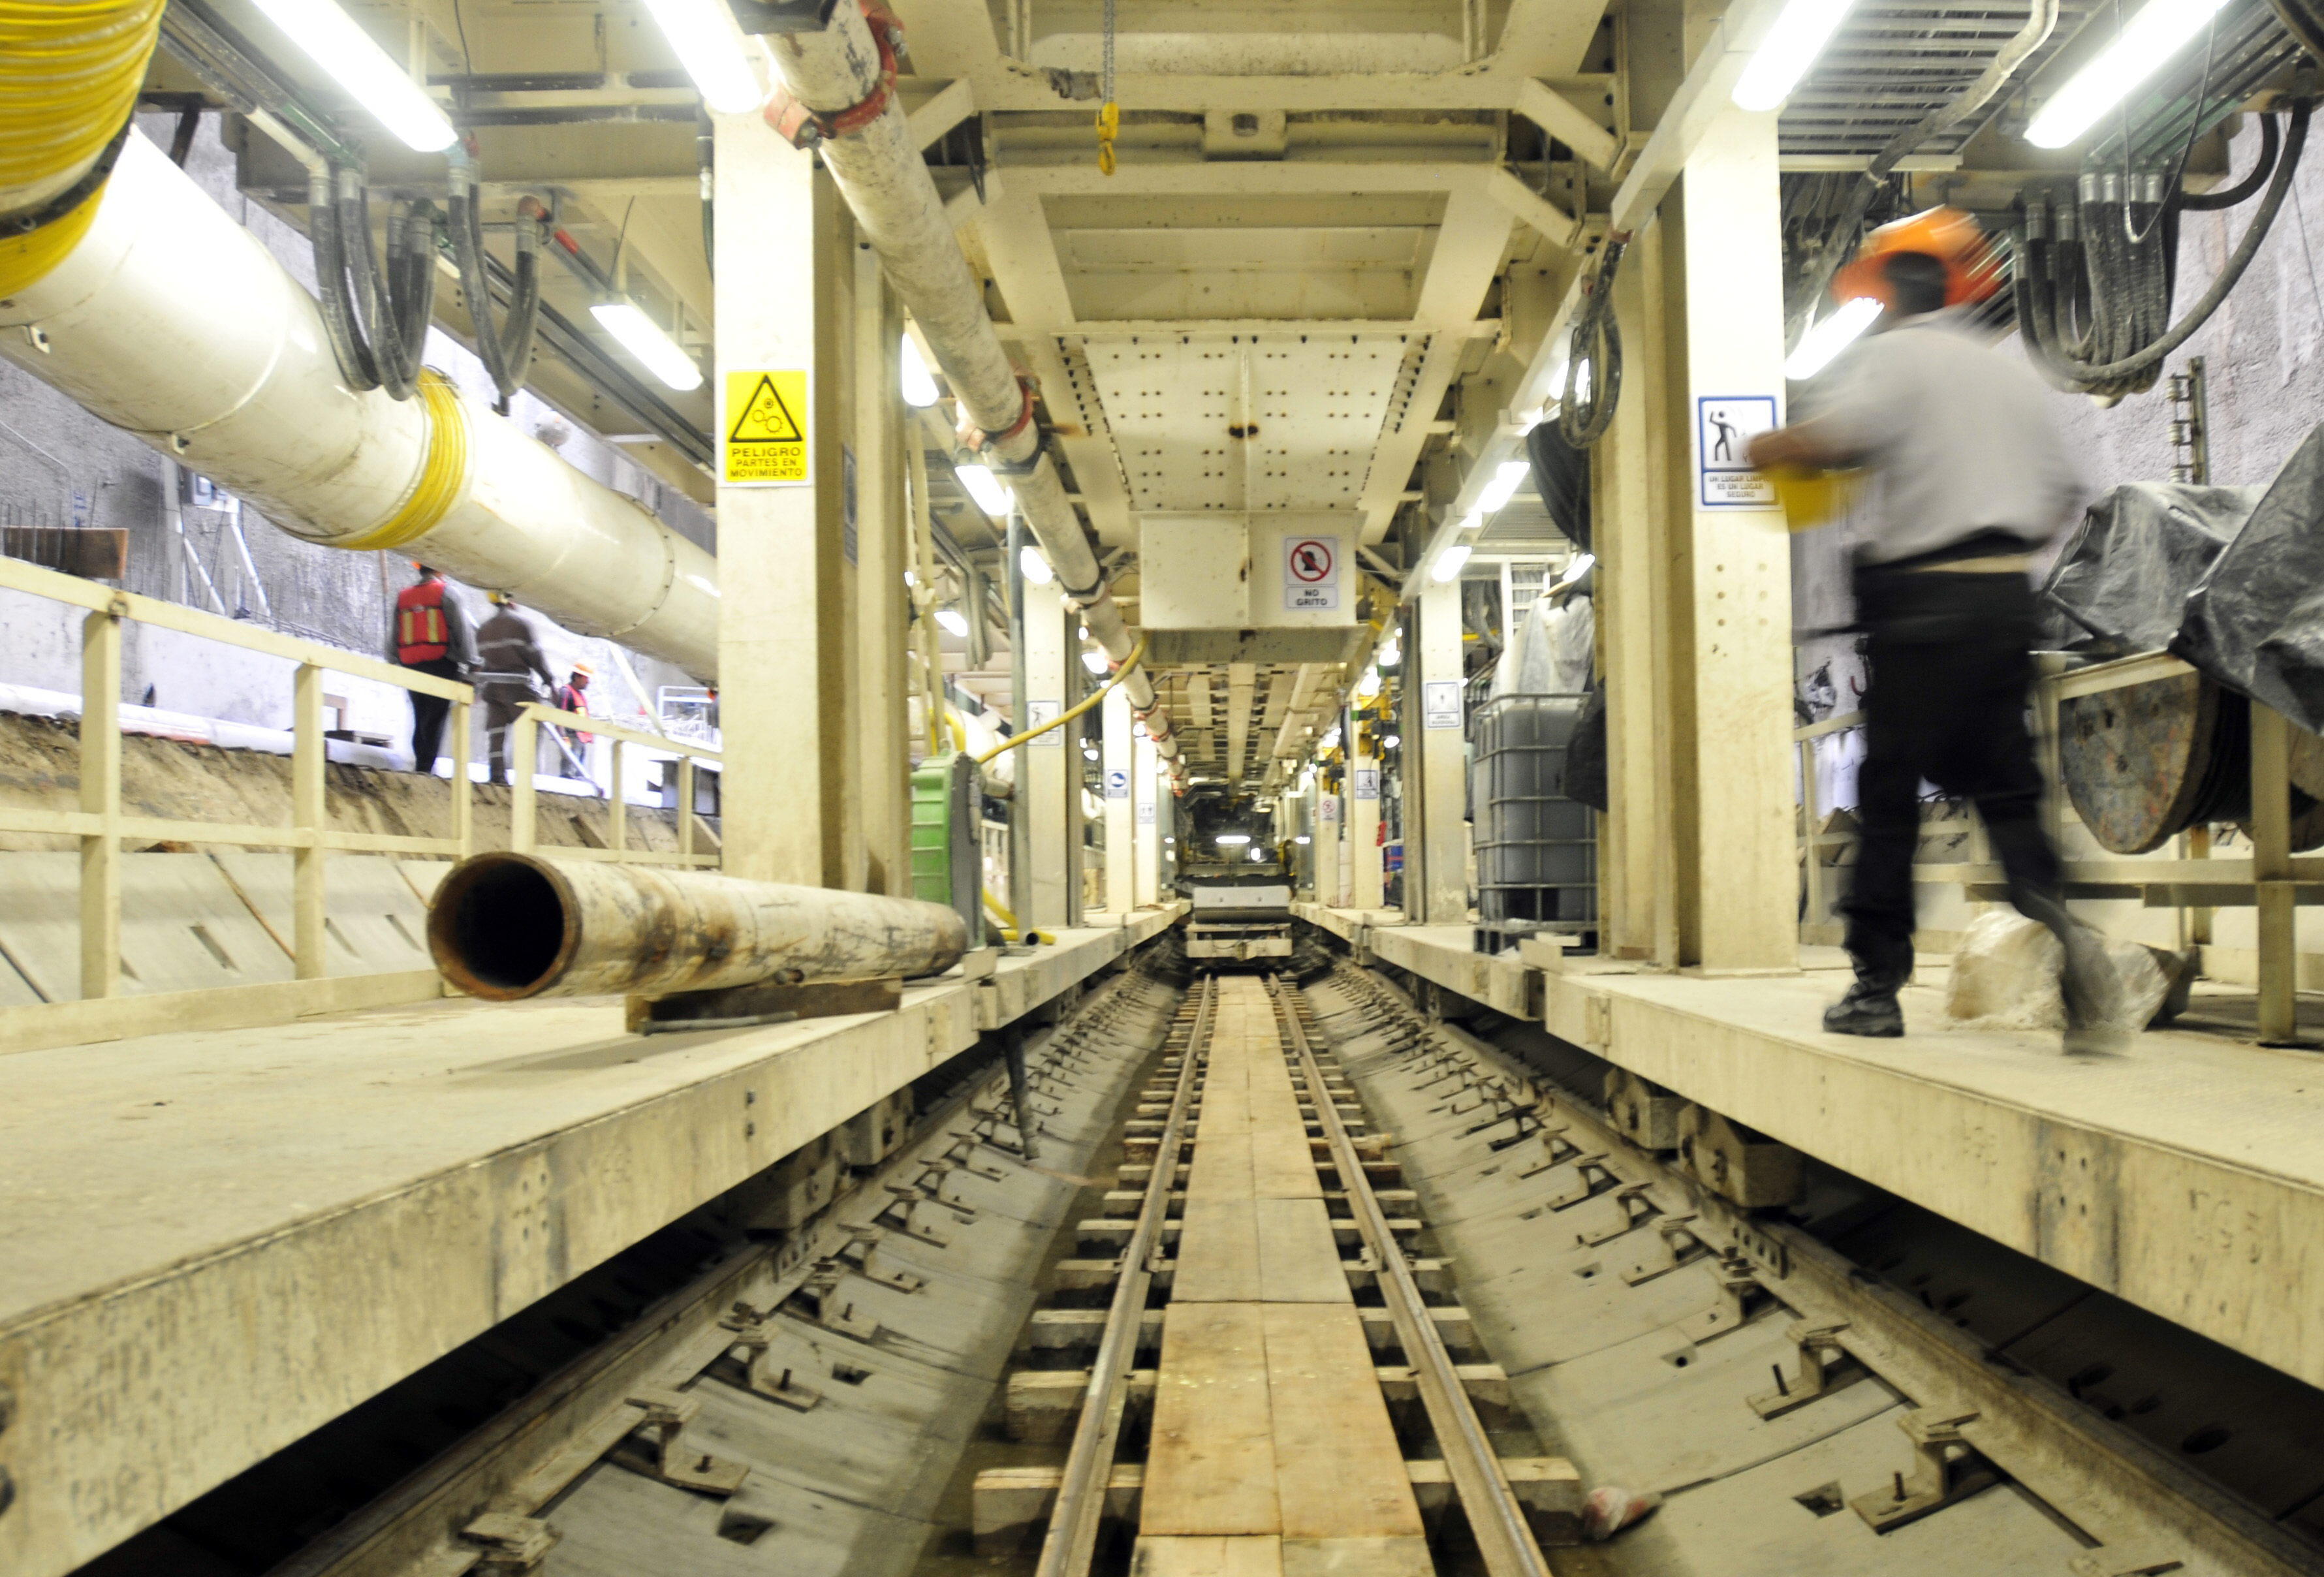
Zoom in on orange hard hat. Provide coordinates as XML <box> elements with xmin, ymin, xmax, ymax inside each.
<box><xmin>1832</xmin><ymin>206</ymin><xmax>2002</xmax><ymax>310</ymax></box>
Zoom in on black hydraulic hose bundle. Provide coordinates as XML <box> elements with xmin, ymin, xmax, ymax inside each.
<box><xmin>1556</xmin><ymin>234</ymin><xmax>1627</xmax><ymax>448</ymax></box>
<box><xmin>448</xmin><ymin>159</ymin><xmax>545</xmax><ymax>408</ymax></box>
<box><xmin>309</xmin><ymin>166</ymin><xmax>436</xmax><ymax>399</ymax></box>
<box><xmin>2017</xmin><ymin>97</ymin><xmax>2312</xmax><ymax>396</ymax></box>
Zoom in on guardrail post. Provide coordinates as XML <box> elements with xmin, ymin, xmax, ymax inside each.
<box><xmin>450</xmin><ymin>693</ymin><xmax>474</xmax><ymax>861</ymax></box>
<box><xmin>1798</xmin><ymin>738</ymin><xmax>1822</xmax><ymax>942</ymax></box>
<box><xmin>610</xmin><ymin>738</ymin><xmax>626</xmax><ymax>853</ymax></box>
<box><xmin>679</xmin><ymin>756</ymin><xmax>697</xmax><ymax>864</ymax></box>
<box><xmin>79</xmin><ymin>605</ymin><xmax>123</xmax><ymax>1000</ymax></box>
<box><xmin>512</xmin><ymin>708</ymin><xmax>538</xmax><ymax>855</ymax></box>
<box><xmin>2252</xmin><ymin>703</ymin><xmax>2296</xmax><ymax>1042</ymax></box>
<box><xmin>292</xmin><ymin>661</ymin><xmax>328</xmax><ymax>980</ymax></box>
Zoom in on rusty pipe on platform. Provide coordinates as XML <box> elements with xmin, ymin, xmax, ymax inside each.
<box><xmin>428</xmin><ymin>852</ymin><xmax>967</xmax><ymax>1001</ymax></box>
<box><xmin>757</xmin><ymin>1</ymin><xmax>1183</xmax><ymax>783</ymax></box>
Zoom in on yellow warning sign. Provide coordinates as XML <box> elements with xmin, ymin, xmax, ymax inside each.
<box><xmin>722</xmin><ymin>369</ymin><xmax>811</xmax><ymax>485</ymax></box>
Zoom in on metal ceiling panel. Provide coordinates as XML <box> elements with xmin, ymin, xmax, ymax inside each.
<box><xmin>1084</xmin><ymin>332</ymin><xmax>1417</xmax><ymax>513</ymax></box>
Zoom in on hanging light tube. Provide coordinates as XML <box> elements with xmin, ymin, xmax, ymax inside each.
<box><xmin>247</xmin><ymin>0</ymin><xmax>457</xmax><ymax>151</ymax></box>
<box><xmin>1732</xmin><ymin>0</ymin><xmax>1861</xmax><ymax>113</ymax></box>
<box><xmin>2025</xmin><ymin>0</ymin><xmax>2233</xmax><ymax>148</ymax></box>
<box><xmin>590</xmin><ymin>302</ymin><xmax>704</xmax><ymax>391</ymax></box>
<box><xmin>636</xmin><ymin>0</ymin><xmax>767</xmax><ymax>114</ymax></box>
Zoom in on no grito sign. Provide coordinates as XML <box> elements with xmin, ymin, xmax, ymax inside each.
<box><xmin>1283</xmin><ymin>534</ymin><xmax>1341</xmax><ymax>611</ymax></box>
<box><xmin>723</xmin><ymin>369</ymin><xmax>811</xmax><ymax>485</ymax></box>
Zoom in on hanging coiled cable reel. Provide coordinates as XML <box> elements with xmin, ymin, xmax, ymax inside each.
<box><xmin>1556</xmin><ymin>232</ymin><xmax>1628</xmax><ymax>448</ymax></box>
<box><xmin>446</xmin><ymin>145</ymin><xmax>546</xmax><ymax>411</ymax></box>
<box><xmin>2015</xmin><ymin>92</ymin><xmax>2312</xmax><ymax>399</ymax></box>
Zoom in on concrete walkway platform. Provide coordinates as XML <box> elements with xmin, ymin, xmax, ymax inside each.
<box><xmin>0</xmin><ymin>906</ymin><xmax>1182</xmax><ymax>1577</ymax></box>
<box><xmin>1296</xmin><ymin>905</ymin><xmax>2324</xmax><ymax>1396</ymax></box>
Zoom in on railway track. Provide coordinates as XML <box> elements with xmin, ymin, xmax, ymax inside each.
<box><xmin>979</xmin><ymin>970</ymin><xmax>1575</xmax><ymax>1576</ymax></box>
<box><xmin>63</xmin><ymin>941</ymin><xmax>2324</xmax><ymax>1577</ymax></box>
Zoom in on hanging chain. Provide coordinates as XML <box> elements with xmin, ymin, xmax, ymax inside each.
<box><xmin>1096</xmin><ymin>0</ymin><xmax>1118</xmax><ymax>176</ymax></box>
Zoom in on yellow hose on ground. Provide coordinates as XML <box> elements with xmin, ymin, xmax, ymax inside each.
<box><xmin>0</xmin><ymin>0</ymin><xmax>166</xmax><ymax>298</ymax></box>
<box><xmin>974</xmin><ymin>636</ymin><xmax>1148</xmax><ymax>766</ymax></box>
<box><xmin>981</xmin><ymin>889</ymin><xmax>1052</xmax><ymax>946</ymax></box>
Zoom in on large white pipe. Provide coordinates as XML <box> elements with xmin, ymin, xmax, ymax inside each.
<box><xmin>760</xmin><ymin>7</ymin><xmax>1182</xmax><ymax>779</ymax></box>
<box><xmin>0</xmin><ymin>131</ymin><xmax>719</xmax><ymax>678</ymax></box>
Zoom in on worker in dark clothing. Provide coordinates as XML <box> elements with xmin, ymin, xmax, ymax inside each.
<box><xmin>1749</xmin><ymin>208</ymin><xmax>2119</xmax><ymax>1042</ymax></box>
<box><xmin>389</xmin><ymin>565</ymin><xmax>475</xmax><ymax>774</ymax></box>
<box><xmin>475</xmin><ymin>591</ymin><xmax>557</xmax><ymax>786</ymax></box>
<box><xmin>552</xmin><ymin>662</ymin><xmax>595</xmax><ymax>779</ymax></box>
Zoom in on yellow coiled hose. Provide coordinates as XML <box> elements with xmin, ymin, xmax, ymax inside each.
<box><xmin>0</xmin><ymin>0</ymin><xmax>166</xmax><ymax>299</ymax></box>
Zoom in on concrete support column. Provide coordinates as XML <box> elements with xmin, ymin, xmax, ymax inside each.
<box><xmin>1021</xmin><ymin>584</ymin><xmax>1075</xmax><ymax>928</ymax></box>
<box><xmin>1134</xmin><ymin>728</ymin><xmax>1161</xmax><ymax>906</ymax></box>
<box><xmin>1595</xmin><ymin>110</ymin><xmax>1797</xmax><ymax>969</ymax></box>
<box><xmin>853</xmin><ymin>244</ymin><xmax>910</xmax><ymax>895</ymax></box>
<box><xmin>1103</xmin><ymin>685</ymin><xmax>1134</xmax><ymax>912</ymax></box>
<box><xmin>1413</xmin><ymin>582</ymin><xmax>1468</xmax><ymax>922</ymax></box>
<box><xmin>716</xmin><ymin>124</ymin><xmax>854</xmax><ymax>888</ymax></box>
<box><xmin>1675</xmin><ymin>112</ymin><xmax>1797</xmax><ymax>971</ymax></box>
<box><xmin>1315</xmin><ymin>783</ymin><xmax>1341</xmax><ymax>905</ymax></box>
<box><xmin>1350</xmin><ymin>749</ymin><xmax>1383</xmax><ymax>910</ymax></box>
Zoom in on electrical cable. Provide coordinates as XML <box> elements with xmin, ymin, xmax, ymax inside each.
<box><xmin>447</xmin><ymin>149</ymin><xmax>545</xmax><ymax>407</ymax></box>
<box><xmin>2124</xmin><ymin>1</ymin><xmax>2217</xmax><ymax>246</ymax></box>
<box><xmin>2180</xmin><ymin>110</ymin><xmax>2280</xmax><ymax>207</ymax></box>
<box><xmin>975</xmin><ymin>637</ymin><xmax>1149</xmax><ymax>764</ymax></box>
<box><xmin>2019</xmin><ymin>97</ymin><xmax>2312</xmax><ymax>390</ymax></box>
<box><xmin>1556</xmin><ymin>236</ymin><xmax>1626</xmax><ymax>448</ymax></box>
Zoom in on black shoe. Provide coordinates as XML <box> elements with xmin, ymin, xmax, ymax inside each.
<box><xmin>1824</xmin><ymin>979</ymin><xmax>1904</xmax><ymax>1037</ymax></box>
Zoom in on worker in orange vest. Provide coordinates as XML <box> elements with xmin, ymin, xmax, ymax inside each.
<box><xmin>552</xmin><ymin>661</ymin><xmax>595</xmax><ymax>779</ymax></box>
<box><xmin>388</xmin><ymin>565</ymin><xmax>475</xmax><ymax>774</ymax></box>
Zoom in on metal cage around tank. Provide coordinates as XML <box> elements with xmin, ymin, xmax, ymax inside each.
<box><xmin>1470</xmin><ymin>691</ymin><xmax>1597</xmax><ymax>952</ymax></box>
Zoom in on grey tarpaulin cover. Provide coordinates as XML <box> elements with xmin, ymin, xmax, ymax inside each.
<box><xmin>2176</xmin><ymin>425</ymin><xmax>2324</xmax><ymax>732</ymax></box>
<box><xmin>2043</xmin><ymin>482</ymin><xmax>2261</xmax><ymax>654</ymax></box>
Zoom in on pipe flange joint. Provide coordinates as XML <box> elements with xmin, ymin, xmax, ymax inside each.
<box><xmin>982</xmin><ymin>424</ymin><xmax>1050</xmax><ymax>478</ymax></box>
<box><xmin>764</xmin><ymin>0</ymin><xmax>900</xmax><ymax>148</ymax></box>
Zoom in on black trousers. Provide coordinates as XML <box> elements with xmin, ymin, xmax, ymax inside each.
<box><xmin>1842</xmin><ymin>567</ymin><xmax>2064</xmax><ymax>980</ymax></box>
<box><xmin>405</xmin><ymin>657</ymin><xmax>462</xmax><ymax>772</ymax></box>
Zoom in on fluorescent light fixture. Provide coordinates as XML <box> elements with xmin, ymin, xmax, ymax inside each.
<box><xmin>1020</xmin><ymin>545</ymin><xmax>1055</xmax><ymax>585</ymax></box>
<box><xmin>1381</xmin><ymin>734</ymin><xmax>1400</xmax><ymax>749</ymax></box>
<box><xmin>1082</xmin><ymin>650</ymin><xmax>1110</xmax><ymax>675</ymax></box>
<box><xmin>1432</xmin><ymin>543</ymin><xmax>1473</xmax><ymax>583</ymax></box>
<box><xmin>637</xmin><ymin>0</ymin><xmax>764</xmax><ymax>114</ymax></box>
<box><xmin>900</xmin><ymin>334</ymin><xmax>939</xmax><ymax>407</ymax></box>
<box><xmin>1250</xmin><ymin>848</ymin><xmax>1268</xmax><ymax>861</ymax></box>
<box><xmin>1354</xmin><ymin>666</ymin><xmax>1381</xmax><ymax>700</ymax></box>
<box><xmin>1294</xmin><ymin>834</ymin><xmax>1312</xmax><ymax>845</ymax></box>
<box><xmin>590</xmin><ymin>302</ymin><xmax>703</xmax><ymax>391</ymax></box>
<box><xmin>1320</xmin><ymin>725</ymin><xmax>1342</xmax><ymax>750</ymax></box>
<box><xmin>956</xmin><ymin>463</ymin><xmax>1013</xmax><ymax>518</ymax></box>
<box><xmin>2026</xmin><ymin>0</ymin><xmax>2232</xmax><ymax>147</ymax></box>
<box><xmin>1478</xmin><ymin>458</ymin><xmax>1532</xmax><ymax>514</ymax></box>
<box><xmin>1377</xmin><ymin>634</ymin><xmax>1402</xmax><ymax>668</ymax></box>
<box><xmin>1084</xmin><ymin>746</ymin><xmax>1100</xmax><ymax>760</ymax></box>
<box><xmin>1784</xmin><ymin>296</ymin><xmax>1883</xmax><ymax>379</ymax></box>
<box><xmin>1216</xmin><ymin>834</ymin><xmax>1252</xmax><ymax>845</ymax></box>
<box><xmin>935</xmin><ymin>608</ymin><xmax>969</xmax><ymax>637</ymax></box>
<box><xmin>248</xmin><ymin>0</ymin><xmax>456</xmax><ymax>150</ymax></box>
<box><xmin>1732</xmin><ymin>0</ymin><xmax>1860</xmax><ymax>113</ymax></box>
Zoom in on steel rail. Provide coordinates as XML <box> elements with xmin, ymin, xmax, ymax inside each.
<box><xmin>1267</xmin><ymin>975</ymin><xmax>1556</xmax><ymax>1577</ymax></box>
<box><xmin>1034</xmin><ymin>975</ymin><xmax>1215</xmax><ymax>1577</ymax></box>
